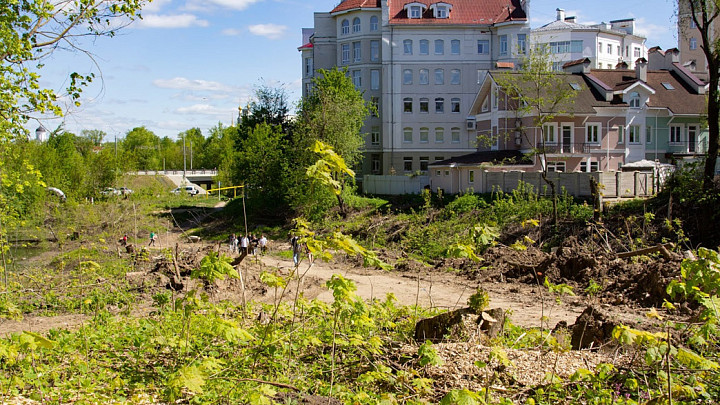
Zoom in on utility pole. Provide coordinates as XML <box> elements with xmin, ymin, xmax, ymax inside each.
<box><xmin>190</xmin><ymin>141</ymin><xmax>193</xmax><ymax>171</ymax></box>
<box><xmin>182</xmin><ymin>134</ymin><xmax>187</xmax><ymax>183</ymax></box>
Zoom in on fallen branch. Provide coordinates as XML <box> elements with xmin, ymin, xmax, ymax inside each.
<box><xmin>617</xmin><ymin>243</ymin><xmax>675</xmax><ymax>260</ymax></box>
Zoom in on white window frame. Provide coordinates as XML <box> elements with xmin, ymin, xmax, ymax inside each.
<box><xmin>451</xmin><ymin>127</ymin><xmax>460</xmax><ymax>143</ymax></box>
<box><xmin>403</xmin><ymin>39</ymin><xmax>413</xmax><ymax>55</ymax></box>
<box><xmin>629</xmin><ymin>92</ymin><xmax>641</xmax><ymax>108</ymax></box>
<box><xmin>451</xmin><ymin>98</ymin><xmax>460</xmax><ymax>113</ymax></box>
<box><xmin>370</xmin><ymin>69</ymin><xmax>380</xmax><ymax>90</ymax></box>
<box><xmin>353</xmin><ymin>41</ymin><xmax>361</xmax><ymax>62</ymax></box>
<box><xmin>517</xmin><ymin>34</ymin><xmax>526</xmax><ymax>54</ymax></box>
<box><xmin>434</xmin><ymin>68</ymin><xmax>444</xmax><ymax>85</ymax></box>
<box><xmin>646</xmin><ymin>125</ymin><xmax>652</xmax><ymax>144</ymax></box>
<box><xmin>543</xmin><ymin>123</ymin><xmax>557</xmax><ymax>144</ymax></box>
<box><xmin>451</xmin><ymin>39</ymin><xmax>460</xmax><ymax>55</ymax></box>
<box><xmin>607</xmin><ymin>43</ymin><xmax>612</xmax><ymax>54</ymax></box>
<box><xmin>420</xmin><ymin>127</ymin><xmax>429</xmax><ymax>143</ymax></box>
<box><xmin>617</xmin><ymin>125</ymin><xmax>625</xmax><ymax>144</ymax></box>
<box><xmin>371</xmin><ymin>127</ymin><xmax>380</xmax><ymax>146</ymax></box>
<box><xmin>468</xmin><ymin>170</ymin><xmax>475</xmax><ymax>183</ymax></box>
<box><xmin>477</xmin><ymin>39</ymin><xmax>489</xmax><ymax>54</ymax></box>
<box><xmin>670</xmin><ymin>125</ymin><xmax>682</xmax><ymax>144</ymax></box>
<box><xmin>352</xmin><ymin>70</ymin><xmax>361</xmax><ymax>88</ymax></box>
<box><xmin>371</xmin><ymin>155</ymin><xmax>380</xmax><ymax>173</ymax></box>
<box><xmin>586</xmin><ymin>123</ymin><xmax>600</xmax><ymax>144</ymax></box>
<box><xmin>352</xmin><ymin>17</ymin><xmax>361</xmax><ymax>33</ymax></box>
<box><xmin>370</xmin><ymin>15</ymin><xmax>379</xmax><ymax>31</ymax></box>
<box><xmin>450</xmin><ymin>69</ymin><xmax>461</xmax><ymax>85</ymax></box>
<box><xmin>403</xmin><ymin>97</ymin><xmax>413</xmax><ymax>113</ymax></box>
<box><xmin>304</xmin><ymin>57</ymin><xmax>313</xmax><ymax>77</ymax></box>
<box><xmin>403</xmin><ymin>128</ymin><xmax>413</xmax><ymax>143</ymax></box>
<box><xmin>690</xmin><ymin>37</ymin><xmax>698</xmax><ymax>50</ymax></box>
<box><xmin>341</xmin><ymin>19</ymin><xmax>349</xmax><ymax>35</ymax></box>
<box><xmin>499</xmin><ymin>35</ymin><xmax>508</xmax><ymax>55</ymax></box>
<box><xmin>403</xmin><ymin>157</ymin><xmax>413</xmax><ymax>172</ymax></box>
<box><xmin>420</xmin><ymin>39</ymin><xmax>429</xmax><ymax>55</ymax></box>
<box><xmin>628</xmin><ymin>125</ymin><xmax>641</xmax><ymax>144</ymax></box>
<box><xmin>403</xmin><ymin>69</ymin><xmax>413</xmax><ymax>85</ymax></box>
<box><xmin>419</xmin><ymin>98</ymin><xmax>429</xmax><ymax>113</ymax></box>
<box><xmin>409</xmin><ymin>5</ymin><xmax>422</xmax><ymax>19</ymax></box>
<box><xmin>370</xmin><ymin>40</ymin><xmax>379</xmax><ymax>61</ymax></box>
<box><xmin>434</xmin><ymin>39</ymin><xmax>444</xmax><ymax>55</ymax></box>
<box><xmin>435</xmin><ymin>127</ymin><xmax>445</xmax><ymax>143</ymax></box>
<box><xmin>341</xmin><ymin>44</ymin><xmax>350</xmax><ymax>64</ymax></box>
<box><xmin>547</xmin><ymin>161</ymin><xmax>566</xmax><ymax>172</ymax></box>
<box><xmin>435</xmin><ymin>98</ymin><xmax>444</xmax><ymax>113</ymax></box>
<box><xmin>419</xmin><ymin>69</ymin><xmax>429</xmax><ymax>85</ymax></box>
<box><xmin>419</xmin><ymin>157</ymin><xmax>429</xmax><ymax>172</ymax></box>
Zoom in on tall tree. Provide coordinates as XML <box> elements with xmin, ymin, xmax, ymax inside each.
<box><xmin>232</xmin><ymin>123</ymin><xmax>288</xmax><ymax>208</ymax></box>
<box><xmin>494</xmin><ymin>47</ymin><xmax>580</xmax><ymax>224</ymax></box>
<box><xmin>298</xmin><ymin>67</ymin><xmax>369</xmax><ymax>170</ymax></box>
<box><xmin>239</xmin><ymin>84</ymin><xmax>290</xmax><ymax>132</ymax></box>
<box><xmin>122</xmin><ymin>126</ymin><xmax>161</xmax><ymax>170</ymax></box>
<box><xmin>681</xmin><ymin>0</ymin><xmax>720</xmax><ymax>189</ymax></box>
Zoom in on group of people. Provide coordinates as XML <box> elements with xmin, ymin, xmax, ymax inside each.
<box><xmin>229</xmin><ymin>233</ymin><xmax>268</xmax><ymax>256</ymax></box>
<box><xmin>290</xmin><ymin>235</ymin><xmax>313</xmax><ymax>267</ymax></box>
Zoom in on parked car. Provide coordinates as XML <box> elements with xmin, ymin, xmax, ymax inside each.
<box><xmin>118</xmin><ymin>187</ymin><xmax>133</xmax><ymax>195</ymax></box>
<box><xmin>101</xmin><ymin>187</ymin><xmax>119</xmax><ymax>196</ymax></box>
<box><xmin>172</xmin><ymin>185</ymin><xmax>199</xmax><ymax>196</ymax></box>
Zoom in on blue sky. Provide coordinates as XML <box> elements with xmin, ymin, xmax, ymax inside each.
<box><xmin>33</xmin><ymin>0</ymin><xmax>678</xmax><ymax>141</ymax></box>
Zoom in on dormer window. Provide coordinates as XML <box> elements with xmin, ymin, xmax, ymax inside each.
<box><xmin>404</xmin><ymin>2</ymin><xmax>427</xmax><ymax>19</ymax></box>
<box><xmin>629</xmin><ymin>92</ymin><xmax>641</xmax><ymax>108</ymax></box>
<box><xmin>430</xmin><ymin>3</ymin><xmax>452</xmax><ymax>18</ymax></box>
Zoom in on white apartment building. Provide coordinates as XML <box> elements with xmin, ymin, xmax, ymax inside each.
<box><xmin>532</xmin><ymin>8</ymin><xmax>647</xmax><ymax>71</ymax></box>
<box><xmin>300</xmin><ymin>0</ymin><xmax>529</xmax><ymax>176</ymax></box>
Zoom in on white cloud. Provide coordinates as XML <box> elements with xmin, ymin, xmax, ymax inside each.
<box><xmin>137</xmin><ymin>14</ymin><xmax>209</xmax><ymax>29</ymax></box>
<box><xmin>153</xmin><ymin>77</ymin><xmax>232</xmax><ymax>92</ymax></box>
<box><xmin>633</xmin><ymin>17</ymin><xmax>673</xmax><ymax>47</ymax></box>
<box><xmin>186</xmin><ymin>0</ymin><xmax>262</xmax><ymax>11</ymax></box>
<box><xmin>175</xmin><ymin>104</ymin><xmax>230</xmax><ymax>116</ymax></box>
<box><xmin>221</xmin><ymin>28</ymin><xmax>243</xmax><ymax>36</ymax></box>
<box><xmin>247</xmin><ymin>23</ymin><xmax>287</xmax><ymax>40</ymax></box>
<box><xmin>141</xmin><ymin>0</ymin><xmax>173</xmax><ymax>13</ymax></box>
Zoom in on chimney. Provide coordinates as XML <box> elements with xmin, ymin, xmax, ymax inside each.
<box><xmin>635</xmin><ymin>58</ymin><xmax>648</xmax><ymax>82</ymax></box>
<box><xmin>556</xmin><ymin>8</ymin><xmax>565</xmax><ymax>21</ymax></box>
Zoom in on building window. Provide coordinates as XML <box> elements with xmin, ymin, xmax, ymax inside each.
<box><xmin>435</xmin><ymin>127</ymin><xmax>444</xmax><ymax>143</ymax></box>
<box><xmin>341</xmin><ymin>19</ymin><xmax>349</xmax><ymax>35</ymax></box>
<box><xmin>628</xmin><ymin>125</ymin><xmax>641</xmax><ymax>144</ymax></box>
<box><xmin>477</xmin><ymin>39</ymin><xmax>490</xmax><ymax>54</ymax></box>
<box><xmin>444</xmin><ymin>170</ymin><xmax>450</xmax><ymax>176</ymax></box>
<box><xmin>598</xmin><ymin>42</ymin><xmax>603</xmax><ymax>54</ymax></box>
<box><xmin>341</xmin><ymin>44</ymin><xmax>350</xmax><ymax>64</ymax></box>
<box><xmin>517</xmin><ymin>34</ymin><xmax>526</xmax><ymax>54</ymax></box>
<box><xmin>580</xmin><ymin>161</ymin><xmax>600</xmax><ymax>172</ymax></box>
<box><xmin>552</xmin><ymin>62</ymin><xmax>564</xmax><ymax>71</ymax></box>
<box><xmin>450</xmin><ymin>69</ymin><xmax>461</xmax><ymax>85</ymax></box>
<box><xmin>409</xmin><ymin>5</ymin><xmax>422</xmax><ymax>19</ymax></box>
<box><xmin>690</xmin><ymin>37</ymin><xmax>698</xmax><ymax>50</ymax></box>
<box><xmin>435</xmin><ymin>5</ymin><xmax>448</xmax><ymax>18</ymax></box>
<box><xmin>353</xmin><ymin>41</ymin><xmax>361</xmax><ymax>62</ymax></box>
<box><xmin>371</xmin><ymin>69</ymin><xmax>380</xmax><ymax>90</ymax></box>
<box><xmin>690</xmin><ymin>17</ymin><xmax>697</xmax><ymax>29</ymax></box>
<box><xmin>617</xmin><ymin>45</ymin><xmax>621</xmax><ymax>56</ymax></box>
<box><xmin>403</xmin><ymin>69</ymin><xmax>412</xmax><ymax>85</ymax></box>
<box><xmin>420</xmin><ymin>127</ymin><xmax>429</xmax><ymax>143</ymax></box>
<box><xmin>469</xmin><ymin>170</ymin><xmax>475</xmax><ymax>183</ymax></box>
<box><xmin>547</xmin><ymin>40</ymin><xmax>583</xmax><ymax>54</ymax></box>
<box><xmin>670</xmin><ymin>125</ymin><xmax>682</xmax><ymax>143</ymax></box>
<box><xmin>499</xmin><ymin>35</ymin><xmax>508</xmax><ymax>55</ymax></box>
<box><xmin>403</xmin><ymin>39</ymin><xmax>413</xmax><ymax>55</ymax></box>
<box><xmin>435</xmin><ymin>98</ymin><xmax>444</xmax><ymax>113</ymax></box>
<box><xmin>352</xmin><ymin>17</ymin><xmax>361</xmax><ymax>33</ymax></box>
<box><xmin>434</xmin><ymin>39</ymin><xmax>444</xmax><ymax>55</ymax></box>
<box><xmin>618</xmin><ymin>125</ymin><xmax>624</xmax><ymax>143</ymax></box>
<box><xmin>547</xmin><ymin>161</ymin><xmax>566</xmax><ymax>172</ymax></box>
<box><xmin>371</xmin><ymin>127</ymin><xmax>380</xmax><ymax>146</ymax></box>
<box><xmin>370</xmin><ymin>40</ymin><xmax>379</xmax><ymax>61</ymax></box>
<box><xmin>370</xmin><ymin>96</ymin><xmax>379</xmax><ymax>117</ymax></box>
<box><xmin>420</xmin><ymin>156</ymin><xmax>429</xmax><ymax>171</ymax></box>
<box><xmin>451</xmin><ymin>39</ymin><xmax>460</xmax><ymax>55</ymax></box>
<box><xmin>403</xmin><ymin>128</ymin><xmax>413</xmax><ymax>143</ymax></box>
<box><xmin>586</xmin><ymin>123</ymin><xmax>600</xmax><ymax>143</ymax></box>
<box><xmin>434</xmin><ymin>68</ymin><xmax>444</xmax><ymax>84</ymax></box>
<box><xmin>543</xmin><ymin>123</ymin><xmax>557</xmax><ymax>143</ymax></box>
<box><xmin>607</xmin><ymin>43</ymin><xmax>612</xmax><ymax>54</ymax></box>
<box><xmin>352</xmin><ymin>70</ymin><xmax>361</xmax><ymax>88</ymax></box>
<box><xmin>634</xmin><ymin>47</ymin><xmax>641</xmax><ymax>57</ymax></box>
<box><xmin>420</xmin><ymin>39</ymin><xmax>429</xmax><ymax>55</ymax></box>
<box><xmin>435</xmin><ymin>156</ymin><xmax>444</xmax><ymax>162</ymax></box>
<box><xmin>451</xmin><ymin>98</ymin><xmax>460</xmax><ymax>113</ymax></box>
<box><xmin>304</xmin><ymin>57</ymin><xmax>313</xmax><ymax>77</ymax></box>
<box><xmin>403</xmin><ymin>97</ymin><xmax>412</xmax><ymax>113</ymax></box>
<box><xmin>371</xmin><ymin>155</ymin><xmax>380</xmax><ymax>173</ymax></box>
<box><xmin>629</xmin><ymin>92</ymin><xmax>641</xmax><ymax>108</ymax></box>
<box><xmin>481</xmin><ymin>97</ymin><xmax>489</xmax><ymax>112</ymax></box>
<box><xmin>419</xmin><ymin>98</ymin><xmax>429</xmax><ymax>113</ymax></box>
<box><xmin>419</xmin><ymin>69</ymin><xmax>429</xmax><ymax>84</ymax></box>
<box><xmin>492</xmin><ymin>88</ymin><xmax>498</xmax><ymax>109</ymax></box>
<box><xmin>403</xmin><ymin>157</ymin><xmax>413</xmax><ymax>172</ymax></box>
<box><xmin>370</xmin><ymin>15</ymin><xmax>379</xmax><ymax>31</ymax></box>
<box><xmin>625</xmin><ymin>45</ymin><xmax>629</xmax><ymax>56</ymax></box>
<box><xmin>646</xmin><ymin>125</ymin><xmax>652</xmax><ymax>144</ymax></box>
<box><xmin>451</xmin><ymin>127</ymin><xmax>460</xmax><ymax>143</ymax></box>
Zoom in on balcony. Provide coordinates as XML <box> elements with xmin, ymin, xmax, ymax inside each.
<box><xmin>667</xmin><ymin>140</ymin><xmax>708</xmax><ymax>155</ymax></box>
<box><xmin>536</xmin><ymin>142</ymin><xmax>593</xmax><ymax>154</ymax></box>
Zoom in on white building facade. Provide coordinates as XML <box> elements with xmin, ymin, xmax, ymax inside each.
<box><xmin>532</xmin><ymin>8</ymin><xmax>647</xmax><ymax>71</ymax></box>
<box><xmin>300</xmin><ymin>0</ymin><xmax>530</xmax><ymax>176</ymax></box>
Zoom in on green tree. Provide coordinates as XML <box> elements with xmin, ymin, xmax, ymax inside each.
<box><xmin>238</xmin><ymin>84</ymin><xmax>290</xmax><ymax>132</ymax></box>
<box><xmin>232</xmin><ymin>123</ymin><xmax>287</xmax><ymax>209</ymax></box>
<box><xmin>298</xmin><ymin>67</ymin><xmax>369</xmax><ymax>169</ymax></box>
<box><xmin>681</xmin><ymin>0</ymin><xmax>720</xmax><ymax>189</ymax></box>
<box><xmin>81</xmin><ymin>129</ymin><xmax>106</xmax><ymax>146</ymax></box>
<box><xmin>178</xmin><ymin>128</ymin><xmax>205</xmax><ymax>170</ymax></box>
<box><xmin>122</xmin><ymin>126</ymin><xmax>161</xmax><ymax>170</ymax></box>
<box><xmin>494</xmin><ymin>47</ymin><xmax>580</xmax><ymax>224</ymax></box>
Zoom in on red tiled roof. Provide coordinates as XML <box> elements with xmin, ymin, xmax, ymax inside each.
<box><xmin>298</xmin><ymin>42</ymin><xmax>313</xmax><ymax>50</ymax></box>
<box><xmin>331</xmin><ymin>0</ymin><xmax>381</xmax><ymax>13</ymax></box>
<box><xmin>495</xmin><ymin>62</ymin><xmax>514</xmax><ymax>68</ymax></box>
<box><xmin>563</xmin><ymin>58</ymin><xmax>589</xmax><ymax>68</ymax></box>
<box><xmin>389</xmin><ymin>0</ymin><xmax>526</xmax><ymax>25</ymax></box>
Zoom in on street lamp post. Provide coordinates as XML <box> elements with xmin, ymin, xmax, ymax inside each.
<box><xmin>183</xmin><ymin>134</ymin><xmax>187</xmax><ymax>183</ymax></box>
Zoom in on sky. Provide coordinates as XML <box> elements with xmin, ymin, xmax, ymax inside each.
<box><xmin>32</xmin><ymin>0</ymin><xmax>679</xmax><ymax>141</ymax></box>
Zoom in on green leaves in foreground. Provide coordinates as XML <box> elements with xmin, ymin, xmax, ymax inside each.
<box><xmin>192</xmin><ymin>251</ymin><xmax>238</xmax><ymax>283</ymax></box>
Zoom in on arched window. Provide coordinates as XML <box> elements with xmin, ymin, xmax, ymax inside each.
<box><xmin>370</xmin><ymin>16</ymin><xmax>379</xmax><ymax>31</ymax></box>
<box><xmin>341</xmin><ymin>19</ymin><xmax>349</xmax><ymax>35</ymax></box>
<box><xmin>352</xmin><ymin>17</ymin><xmax>361</xmax><ymax>32</ymax></box>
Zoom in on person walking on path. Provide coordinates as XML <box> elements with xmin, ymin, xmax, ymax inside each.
<box><xmin>259</xmin><ymin>234</ymin><xmax>268</xmax><ymax>255</ymax></box>
<box><xmin>149</xmin><ymin>231</ymin><xmax>156</xmax><ymax>246</ymax></box>
<box><xmin>229</xmin><ymin>234</ymin><xmax>237</xmax><ymax>253</ymax></box>
<box><xmin>290</xmin><ymin>235</ymin><xmax>302</xmax><ymax>267</ymax></box>
<box><xmin>121</xmin><ymin>234</ymin><xmax>128</xmax><ymax>246</ymax></box>
<box><xmin>240</xmin><ymin>234</ymin><xmax>249</xmax><ymax>255</ymax></box>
